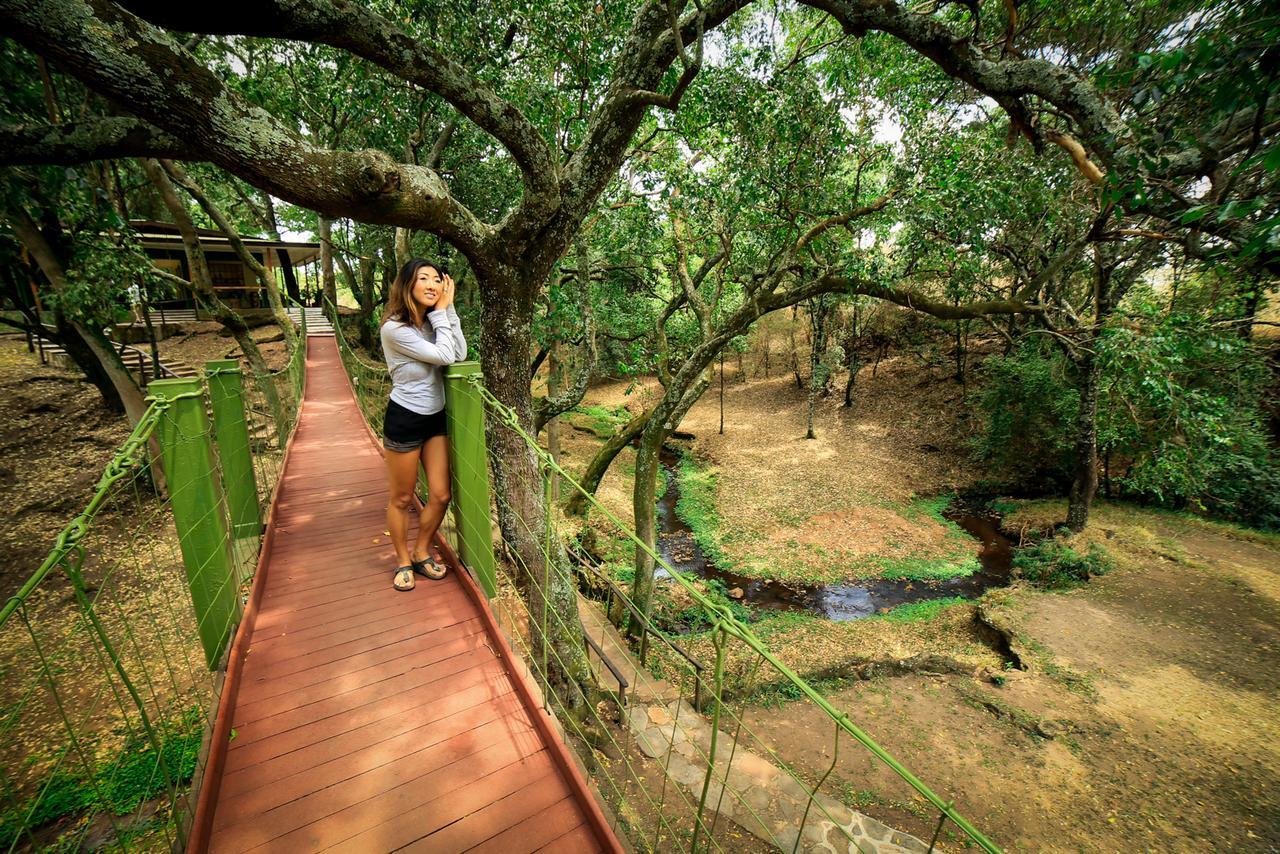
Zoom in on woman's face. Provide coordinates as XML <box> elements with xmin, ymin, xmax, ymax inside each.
<box><xmin>410</xmin><ymin>266</ymin><xmax>444</xmax><ymax>310</ymax></box>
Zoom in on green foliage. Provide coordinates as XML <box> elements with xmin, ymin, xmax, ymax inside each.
<box><xmin>969</xmin><ymin>341</ymin><xmax>1079</xmax><ymax>492</ymax></box>
<box><xmin>1012</xmin><ymin>540</ymin><xmax>1113</xmax><ymax>590</ymax></box>
<box><xmin>0</xmin><ymin>707</ymin><xmax>203</xmax><ymax>849</ymax></box>
<box><xmin>651</xmin><ymin>575</ymin><xmax>751</xmax><ymax>633</ymax></box>
<box><xmin>971</xmin><ymin>296</ymin><xmax>1280</xmax><ymax>531</ymax></box>
<box><xmin>875</xmin><ymin>597</ymin><xmax>970</xmax><ymax>623</ymax></box>
<box><xmin>570</xmin><ymin>404</ymin><xmax>630</xmax><ymax>439</ymax></box>
<box><xmin>1096</xmin><ymin>295</ymin><xmax>1280</xmax><ymax>530</ymax></box>
<box><xmin>671</xmin><ymin>450</ymin><xmax>734</xmax><ymax>569</ymax></box>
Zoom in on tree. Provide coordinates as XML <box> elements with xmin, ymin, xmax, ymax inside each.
<box><xmin>3</xmin><ymin>0</ymin><xmax>1276</xmax><ymax>680</ymax></box>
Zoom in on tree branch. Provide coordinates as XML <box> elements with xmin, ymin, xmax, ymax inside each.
<box><xmin>116</xmin><ymin>0</ymin><xmax>559</xmax><ymax>205</ymax></box>
<box><xmin>2</xmin><ymin>0</ymin><xmax>493</xmax><ymax>254</ymax></box>
<box><xmin>0</xmin><ymin>117</ymin><xmax>197</xmax><ymax>164</ymax></box>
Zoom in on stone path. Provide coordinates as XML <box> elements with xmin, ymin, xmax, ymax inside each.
<box><xmin>579</xmin><ymin>600</ymin><xmax>930</xmax><ymax>853</ymax></box>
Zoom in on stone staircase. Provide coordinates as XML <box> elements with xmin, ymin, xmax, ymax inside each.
<box><xmin>30</xmin><ymin>327</ymin><xmax>196</xmax><ymax>386</ymax></box>
<box><xmin>286</xmin><ymin>306</ymin><xmax>334</xmax><ymax>335</ymax></box>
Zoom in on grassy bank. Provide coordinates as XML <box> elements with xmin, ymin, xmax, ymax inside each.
<box><xmin>672</xmin><ymin>449</ymin><xmax>979</xmax><ymax>585</ymax></box>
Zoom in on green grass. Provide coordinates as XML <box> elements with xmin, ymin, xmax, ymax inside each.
<box><xmin>1012</xmin><ymin>539</ymin><xmax>1113</xmax><ymax>590</ymax></box>
<box><xmin>0</xmin><ymin>707</ymin><xmax>204</xmax><ymax>850</ymax></box>
<box><xmin>873</xmin><ymin>596</ymin><xmax>970</xmax><ymax>623</ymax></box>
<box><xmin>672</xmin><ymin>449</ymin><xmax>736</xmax><ymax>570</ymax></box>
<box><xmin>1002</xmin><ymin>496</ymin><xmax>1280</xmax><ymax>547</ymax></box>
<box><xmin>769</xmin><ymin>494</ymin><xmax>982</xmax><ymax>583</ymax></box>
<box><xmin>570</xmin><ymin>404</ymin><xmax>631</xmax><ymax>439</ymax></box>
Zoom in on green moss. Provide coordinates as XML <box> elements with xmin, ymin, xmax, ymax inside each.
<box><xmin>570</xmin><ymin>404</ymin><xmax>631</xmax><ymax>439</ymax></box>
<box><xmin>0</xmin><ymin>707</ymin><xmax>204</xmax><ymax>849</ymax></box>
<box><xmin>672</xmin><ymin>450</ymin><xmax>736</xmax><ymax>569</ymax></box>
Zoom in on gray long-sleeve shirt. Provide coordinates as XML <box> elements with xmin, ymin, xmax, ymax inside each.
<box><xmin>380</xmin><ymin>305</ymin><xmax>467</xmax><ymax>415</ymax></box>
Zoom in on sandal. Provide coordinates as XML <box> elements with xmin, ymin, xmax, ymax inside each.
<box><xmin>411</xmin><ymin>553</ymin><xmax>447</xmax><ymax>581</ymax></box>
<box><xmin>393</xmin><ymin>565</ymin><xmax>416</xmax><ymax>591</ymax></box>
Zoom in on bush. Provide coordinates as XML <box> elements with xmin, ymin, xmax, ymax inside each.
<box><xmin>1012</xmin><ymin>540</ymin><xmax>1113</xmax><ymax>590</ymax></box>
<box><xmin>969</xmin><ymin>341</ymin><xmax>1078</xmax><ymax>491</ymax></box>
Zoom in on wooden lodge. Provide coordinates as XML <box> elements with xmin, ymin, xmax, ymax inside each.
<box><xmin>132</xmin><ymin>219</ymin><xmax>321</xmax><ymax>312</ymax></box>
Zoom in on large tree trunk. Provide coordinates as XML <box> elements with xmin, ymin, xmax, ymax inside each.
<box><xmin>51</xmin><ymin>310</ymin><xmax>126</xmax><ymax>412</ymax></box>
<box><xmin>480</xmin><ymin>267</ymin><xmax>593</xmax><ymax>709</ymax></box>
<box><xmin>358</xmin><ymin>252</ymin><xmax>378</xmax><ymax>351</ymax></box>
<box><xmin>564</xmin><ymin>407</ymin><xmax>653</xmax><ymax>516</ymax></box>
<box><xmin>394</xmin><ymin>227</ymin><xmax>411</xmax><ymax>269</ymax></box>
<box><xmin>1066</xmin><ymin>350</ymin><xmax>1100</xmax><ymax>532</ymax></box>
<box><xmin>805</xmin><ymin>297</ymin><xmax>832</xmax><ymax>440</ymax></box>
<box><xmin>319</xmin><ymin>215</ymin><xmax>337</xmax><ymax>311</ymax></box>
<box><xmin>6</xmin><ymin>209</ymin><xmax>147</xmax><ymax>421</ymax></box>
<box><xmin>842</xmin><ymin>306</ymin><xmax>861</xmax><ymax>408</ymax></box>
<box><xmin>629</xmin><ymin>375</ymin><xmax>709</xmax><ymax>621</ymax></box>
<box><xmin>631</xmin><ymin>421</ymin><xmax>665</xmax><ymax>635</ymax></box>
<box><xmin>159</xmin><ymin>160</ymin><xmax>297</xmax><ymax>356</ymax></box>
<box><xmin>277</xmin><ymin>249</ymin><xmax>300</xmax><ymax>302</ymax></box>
<box><xmin>546</xmin><ymin>343</ymin><xmax>562</xmax><ymax>504</ymax></box>
<box><xmin>843</xmin><ymin>354</ymin><xmax>861</xmax><ymax>408</ymax></box>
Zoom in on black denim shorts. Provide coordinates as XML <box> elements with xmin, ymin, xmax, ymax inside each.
<box><xmin>383</xmin><ymin>399</ymin><xmax>447</xmax><ymax>452</ymax></box>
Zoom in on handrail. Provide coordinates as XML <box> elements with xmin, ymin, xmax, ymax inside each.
<box><xmin>472</xmin><ymin>378</ymin><xmax>1002</xmax><ymax>854</ymax></box>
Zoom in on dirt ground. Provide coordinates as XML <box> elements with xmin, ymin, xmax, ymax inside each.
<box><xmin>567</xmin><ymin>354</ymin><xmax>983</xmax><ymax>584</ymax></box>
<box><xmin>1</xmin><ymin>323</ymin><xmax>288</xmax><ymax>595</ymax></box>
<box><xmin>565</xmin><ymin>349</ymin><xmax>1280</xmax><ymax>853</ymax></box>
<box><xmin>158</xmin><ymin>320</ymin><xmax>290</xmax><ymax>374</ymax></box>
<box><xmin>0</xmin><ymin>335</ymin><xmax>133</xmax><ymax>591</ymax></box>
<box><xmin>746</xmin><ymin>505</ymin><xmax>1280</xmax><ymax>852</ymax></box>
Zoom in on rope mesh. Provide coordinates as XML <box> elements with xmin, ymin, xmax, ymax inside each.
<box><xmin>329</xmin><ymin>314</ymin><xmax>1000</xmax><ymax>854</ymax></box>
<box><xmin>0</xmin><ymin>319</ymin><xmax>305</xmax><ymax>852</ymax></box>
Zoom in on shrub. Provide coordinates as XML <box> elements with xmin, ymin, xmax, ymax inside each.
<box><xmin>1012</xmin><ymin>540</ymin><xmax>1113</xmax><ymax>590</ymax></box>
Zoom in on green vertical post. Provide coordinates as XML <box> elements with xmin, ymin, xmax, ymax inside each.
<box><xmin>444</xmin><ymin>362</ymin><xmax>498</xmax><ymax>598</ymax></box>
<box><xmin>149</xmin><ymin>378</ymin><xmax>239</xmax><ymax>669</ymax></box>
<box><xmin>205</xmin><ymin>360</ymin><xmax>261</xmax><ymax>539</ymax></box>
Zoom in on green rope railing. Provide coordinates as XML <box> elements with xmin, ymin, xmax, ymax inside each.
<box><xmin>0</xmin><ymin>316</ymin><xmax>306</xmax><ymax>852</ymax></box>
<box><xmin>327</xmin><ymin>315</ymin><xmax>1001</xmax><ymax>854</ymax></box>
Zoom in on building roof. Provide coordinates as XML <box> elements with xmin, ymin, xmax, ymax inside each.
<box><xmin>130</xmin><ymin>219</ymin><xmax>322</xmax><ymax>266</ymax></box>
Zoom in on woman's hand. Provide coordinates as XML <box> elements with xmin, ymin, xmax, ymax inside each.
<box><xmin>437</xmin><ymin>274</ymin><xmax>455</xmax><ymax>310</ymax></box>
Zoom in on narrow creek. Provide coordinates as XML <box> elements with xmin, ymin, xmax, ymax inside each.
<box><xmin>654</xmin><ymin>447</ymin><xmax>1014</xmax><ymax>621</ymax></box>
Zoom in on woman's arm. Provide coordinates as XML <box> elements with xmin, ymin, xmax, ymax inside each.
<box><xmin>446</xmin><ymin>304</ymin><xmax>467</xmax><ymax>361</ymax></box>
<box><xmin>382</xmin><ymin>312</ymin><xmax>457</xmax><ymax>365</ymax></box>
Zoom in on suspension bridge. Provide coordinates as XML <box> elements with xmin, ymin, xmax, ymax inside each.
<box><xmin>0</xmin><ymin>307</ymin><xmax>1000</xmax><ymax>853</ymax></box>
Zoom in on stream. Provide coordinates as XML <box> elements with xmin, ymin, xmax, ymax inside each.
<box><xmin>653</xmin><ymin>448</ymin><xmax>1014</xmax><ymax>621</ymax></box>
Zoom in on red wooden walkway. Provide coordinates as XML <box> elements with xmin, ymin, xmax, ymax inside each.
<box><xmin>190</xmin><ymin>337</ymin><xmax>620</xmax><ymax>853</ymax></box>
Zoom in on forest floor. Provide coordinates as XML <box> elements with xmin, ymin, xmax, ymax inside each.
<box><xmin>561</xmin><ymin>355</ymin><xmax>1280</xmax><ymax>852</ymax></box>
<box><xmin>569</xmin><ymin>355</ymin><xmax>984</xmax><ymax>585</ymax></box>
<box><xmin>6</xmin><ymin>326</ymin><xmax>1278</xmax><ymax>852</ymax></box>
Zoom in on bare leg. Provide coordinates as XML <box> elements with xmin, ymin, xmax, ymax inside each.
<box><xmin>411</xmin><ymin>434</ymin><xmax>451</xmax><ymax>564</ymax></box>
<box><xmin>385</xmin><ymin>447</ymin><xmax>422</xmax><ymax>569</ymax></box>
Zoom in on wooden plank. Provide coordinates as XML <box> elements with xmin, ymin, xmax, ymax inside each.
<box><xmin>229</xmin><ymin>649</ymin><xmax>494</xmax><ymax>746</ymax></box>
<box><xmin>541</xmin><ymin>824</ymin><xmax>601</xmax><ymax>853</ymax></box>
<box><xmin>400</xmin><ymin>784</ymin><xmax>571</xmax><ymax>853</ymax></box>
<box><xmin>233</xmin><ymin>618</ymin><xmax>487</xmax><ymax>705</ymax></box>
<box><xmin>309</xmin><ymin>749</ymin><xmax>560</xmax><ymax>853</ymax></box>
<box><xmin>233</xmin><ymin>632</ymin><xmax>493</xmax><ymax>724</ymax></box>
<box><xmin>224</xmin><ymin>670</ymin><xmax>519</xmax><ymax>774</ymax></box>
<box><xmin>465</xmin><ymin>798</ymin><xmax>590</xmax><ymax>854</ymax></box>
<box><xmin>199</xmin><ymin>337</ymin><xmax>618</xmax><ymax>854</ymax></box>
<box><xmin>246</xmin><ymin>587</ymin><xmax>456</xmax><ymax>651</ymax></box>
<box><xmin>213</xmin><ymin>744</ymin><xmax>553</xmax><ymax>851</ymax></box>
<box><xmin>214</xmin><ymin>708</ymin><xmax>540</xmax><ymax>831</ymax></box>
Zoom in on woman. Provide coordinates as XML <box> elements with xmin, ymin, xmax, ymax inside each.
<box><xmin>380</xmin><ymin>258</ymin><xmax>467</xmax><ymax>591</ymax></box>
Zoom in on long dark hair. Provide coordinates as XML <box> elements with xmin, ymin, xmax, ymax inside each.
<box><xmin>382</xmin><ymin>258</ymin><xmax>446</xmax><ymax>327</ymax></box>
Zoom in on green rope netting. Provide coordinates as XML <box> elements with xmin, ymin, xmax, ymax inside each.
<box><xmin>0</xmin><ymin>322</ymin><xmax>306</xmax><ymax>852</ymax></box>
<box><xmin>327</xmin><ymin>319</ymin><xmax>1000</xmax><ymax>854</ymax></box>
